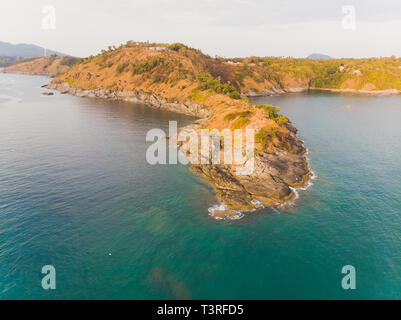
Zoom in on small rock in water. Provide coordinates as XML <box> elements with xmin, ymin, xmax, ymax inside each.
<box><xmin>212</xmin><ymin>210</ymin><xmax>240</xmax><ymax>219</ymax></box>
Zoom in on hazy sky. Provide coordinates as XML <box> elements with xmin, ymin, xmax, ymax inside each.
<box><xmin>1</xmin><ymin>0</ymin><xmax>401</xmax><ymax>58</ymax></box>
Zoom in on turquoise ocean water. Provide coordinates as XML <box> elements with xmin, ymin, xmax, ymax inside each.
<box><xmin>0</xmin><ymin>73</ymin><xmax>400</xmax><ymax>299</ymax></box>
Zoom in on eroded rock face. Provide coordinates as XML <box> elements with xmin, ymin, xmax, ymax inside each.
<box><xmin>176</xmin><ymin>122</ymin><xmax>311</xmax><ymax>211</ymax></box>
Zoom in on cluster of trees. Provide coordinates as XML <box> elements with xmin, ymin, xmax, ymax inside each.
<box><xmin>196</xmin><ymin>73</ymin><xmax>241</xmax><ymax>99</ymax></box>
<box><xmin>116</xmin><ymin>62</ymin><xmax>129</xmax><ymax>74</ymax></box>
<box><xmin>256</xmin><ymin>105</ymin><xmax>288</xmax><ymax>124</ymax></box>
<box><xmin>132</xmin><ymin>57</ymin><xmax>162</xmax><ymax>75</ymax></box>
<box><xmin>255</xmin><ymin>126</ymin><xmax>277</xmax><ymax>149</ymax></box>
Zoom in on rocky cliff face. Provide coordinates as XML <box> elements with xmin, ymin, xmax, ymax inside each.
<box><xmin>177</xmin><ymin>121</ymin><xmax>311</xmax><ymax>212</ymax></box>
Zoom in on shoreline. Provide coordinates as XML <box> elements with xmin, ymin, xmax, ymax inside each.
<box><xmin>45</xmin><ymin>82</ymin><xmax>211</xmax><ymax>118</ymax></box>
<box><xmin>244</xmin><ymin>86</ymin><xmax>401</xmax><ymax>97</ymax></box>
<box><xmin>6</xmin><ymin>70</ymin><xmax>399</xmax><ymax>97</ymax></box>
<box><xmin>2</xmin><ymin>70</ymin><xmax>58</xmax><ymax>77</ymax></box>
<box><xmin>309</xmin><ymin>87</ymin><xmax>400</xmax><ymax>96</ymax></box>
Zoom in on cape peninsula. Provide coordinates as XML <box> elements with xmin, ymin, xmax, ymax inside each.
<box><xmin>44</xmin><ymin>42</ymin><xmax>313</xmax><ymax>212</ymax></box>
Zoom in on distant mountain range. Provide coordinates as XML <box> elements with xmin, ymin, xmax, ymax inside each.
<box><xmin>0</xmin><ymin>41</ymin><xmax>66</xmax><ymax>58</ymax></box>
<box><xmin>307</xmin><ymin>53</ymin><xmax>332</xmax><ymax>60</ymax></box>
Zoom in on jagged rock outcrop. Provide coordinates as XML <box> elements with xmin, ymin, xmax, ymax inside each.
<box><xmin>176</xmin><ymin>122</ymin><xmax>311</xmax><ymax>211</ymax></box>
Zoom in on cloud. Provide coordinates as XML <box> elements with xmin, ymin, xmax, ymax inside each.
<box><xmin>1</xmin><ymin>0</ymin><xmax>401</xmax><ymax>57</ymax></box>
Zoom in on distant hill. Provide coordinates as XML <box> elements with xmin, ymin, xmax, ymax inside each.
<box><xmin>3</xmin><ymin>56</ymin><xmax>80</xmax><ymax>76</ymax></box>
<box><xmin>0</xmin><ymin>56</ymin><xmax>22</xmax><ymax>67</ymax></box>
<box><xmin>307</xmin><ymin>53</ymin><xmax>332</xmax><ymax>60</ymax></box>
<box><xmin>0</xmin><ymin>41</ymin><xmax>66</xmax><ymax>59</ymax></box>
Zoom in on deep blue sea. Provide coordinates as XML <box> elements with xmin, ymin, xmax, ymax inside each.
<box><xmin>0</xmin><ymin>73</ymin><xmax>400</xmax><ymax>299</ymax></box>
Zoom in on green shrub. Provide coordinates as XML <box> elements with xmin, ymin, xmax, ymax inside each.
<box><xmin>224</xmin><ymin>110</ymin><xmax>251</xmax><ymax>121</ymax></box>
<box><xmin>256</xmin><ymin>104</ymin><xmax>279</xmax><ymax>117</ymax></box>
<box><xmin>189</xmin><ymin>89</ymin><xmax>212</xmax><ymax>103</ymax></box>
<box><xmin>275</xmin><ymin>115</ymin><xmax>288</xmax><ymax>124</ymax></box>
<box><xmin>255</xmin><ymin>126</ymin><xmax>276</xmax><ymax>148</ymax></box>
<box><xmin>255</xmin><ymin>129</ymin><xmax>269</xmax><ymax>149</ymax></box>
<box><xmin>169</xmin><ymin>43</ymin><xmax>186</xmax><ymax>51</ymax></box>
<box><xmin>132</xmin><ymin>57</ymin><xmax>162</xmax><ymax>75</ymax></box>
<box><xmin>233</xmin><ymin>118</ymin><xmax>250</xmax><ymax>129</ymax></box>
<box><xmin>151</xmin><ymin>74</ymin><xmax>166</xmax><ymax>84</ymax></box>
<box><xmin>116</xmin><ymin>62</ymin><xmax>129</xmax><ymax>74</ymax></box>
<box><xmin>256</xmin><ymin>104</ymin><xmax>288</xmax><ymax>124</ymax></box>
<box><xmin>224</xmin><ymin>113</ymin><xmax>237</xmax><ymax>121</ymax></box>
<box><xmin>239</xmin><ymin>110</ymin><xmax>251</xmax><ymax>117</ymax></box>
<box><xmin>132</xmin><ymin>62</ymin><xmax>149</xmax><ymax>74</ymax></box>
<box><xmin>78</xmin><ymin>57</ymin><xmax>91</xmax><ymax>65</ymax></box>
<box><xmin>229</xmin><ymin>91</ymin><xmax>241</xmax><ymax>99</ymax></box>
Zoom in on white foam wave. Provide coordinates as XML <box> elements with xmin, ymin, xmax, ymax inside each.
<box><xmin>280</xmin><ymin>147</ymin><xmax>317</xmax><ymax>208</ymax></box>
<box><xmin>207</xmin><ymin>203</ymin><xmax>244</xmax><ymax>220</ymax></box>
<box><xmin>250</xmin><ymin>199</ymin><xmax>265</xmax><ymax>209</ymax></box>
<box><xmin>208</xmin><ymin>198</ymin><xmax>270</xmax><ymax>221</ymax></box>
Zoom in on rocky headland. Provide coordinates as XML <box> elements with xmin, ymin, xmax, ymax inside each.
<box><xmin>45</xmin><ymin>42</ymin><xmax>313</xmax><ymax>212</ymax></box>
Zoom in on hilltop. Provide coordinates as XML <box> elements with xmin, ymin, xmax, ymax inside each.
<box><xmin>307</xmin><ymin>53</ymin><xmax>332</xmax><ymax>60</ymax></box>
<box><xmin>47</xmin><ymin>42</ymin><xmax>312</xmax><ymax>213</ymax></box>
